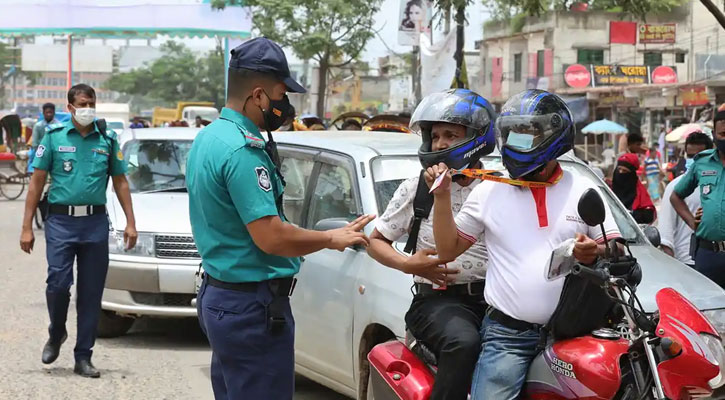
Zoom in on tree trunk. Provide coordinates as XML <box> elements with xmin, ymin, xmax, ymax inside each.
<box><xmin>454</xmin><ymin>4</ymin><xmax>465</xmax><ymax>88</ymax></box>
<box><xmin>412</xmin><ymin>46</ymin><xmax>422</xmax><ymax>106</ymax></box>
<box><xmin>701</xmin><ymin>0</ymin><xmax>725</xmax><ymax>30</ymax></box>
<box><xmin>316</xmin><ymin>59</ymin><xmax>328</xmax><ymax>118</ymax></box>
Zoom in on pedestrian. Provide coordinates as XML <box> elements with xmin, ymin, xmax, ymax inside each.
<box><xmin>644</xmin><ymin>144</ymin><xmax>663</xmax><ymax>202</ymax></box>
<box><xmin>32</xmin><ymin>103</ymin><xmax>58</xmax><ymax>148</ymax></box>
<box><xmin>611</xmin><ymin>153</ymin><xmax>656</xmax><ymax>224</ymax></box>
<box><xmin>185</xmin><ymin>37</ymin><xmax>375</xmax><ymax>400</ymax></box>
<box><xmin>660</xmin><ymin>132</ymin><xmax>713</xmax><ymax>266</ymax></box>
<box><xmin>129</xmin><ymin>117</ymin><xmax>145</xmax><ymax>129</ymax></box>
<box><xmin>19</xmin><ymin>83</ymin><xmax>138</xmax><ymax>378</ymax></box>
<box><xmin>367</xmin><ymin>88</ymin><xmax>495</xmax><ymax>400</ymax></box>
<box><xmin>671</xmin><ymin>110</ymin><xmax>725</xmax><ymax>287</ymax></box>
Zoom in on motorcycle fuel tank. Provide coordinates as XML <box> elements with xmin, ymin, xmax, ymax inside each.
<box><xmin>523</xmin><ymin>336</ymin><xmax>629</xmax><ymax>400</ymax></box>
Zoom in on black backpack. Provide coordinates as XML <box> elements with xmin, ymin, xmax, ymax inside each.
<box><xmin>404</xmin><ymin>170</ymin><xmax>435</xmax><ymax>254</ymax></box>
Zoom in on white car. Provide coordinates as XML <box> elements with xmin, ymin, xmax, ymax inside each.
<box><xmin>102</xmin><ymin>128</ymin><xmax>725</xmax><ymax>400</ymax></box>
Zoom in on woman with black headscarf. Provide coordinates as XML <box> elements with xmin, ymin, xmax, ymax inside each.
<box><xmin>612</xmin><ymin>152</ymin><xmax>656</xmax><ymax>224</ymax></box>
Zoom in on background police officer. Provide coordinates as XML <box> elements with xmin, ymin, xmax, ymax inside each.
<box><xmin>19</xmin><ymin>84</ymin><xmax>138</xmax><ymax>378</ymax></box>
<box><xmin>672</xmin><ymin>109</ymin><xmax>725</xmax><ymax>287</ymax></box>
<box><xmin>186</xmin><ymin>38</ymin><xmax>375</xmax><ymax>400</ymax></box>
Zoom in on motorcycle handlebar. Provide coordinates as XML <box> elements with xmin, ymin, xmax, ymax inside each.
<box><xmin>571</xmin><ymin>264</ymin><xmax>610</xmax><ymax>286</ymax></box>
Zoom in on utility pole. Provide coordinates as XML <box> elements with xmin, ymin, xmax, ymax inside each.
<box><xmin>12</xmin><ymin>37</ymin><xmax>17</xmax><ymax>110</ymax></box>
<box><xmin>454</xmin><ymin>4</ymin><xmax>465</xmax><ymax>88</ymax></box>
<box><xmin>412</xmin><ymin>47</ymin><xmax>421</xmax><ymax>105</ymax></box>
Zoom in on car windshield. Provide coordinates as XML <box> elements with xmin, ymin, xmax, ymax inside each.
<box><xmin>370</xmin><ymin>155</ymin><xmax>643</xmax><ymax>243</ymax></box>
<box><xmin>122</xmin><ymin>139</ymin><xmax>192</xmax><ymax>193</ymax></box>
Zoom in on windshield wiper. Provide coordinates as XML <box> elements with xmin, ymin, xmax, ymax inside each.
<box><xmin>138</xmin><ymin>186</ymin><xmax>188</xmax><ymax>194</ymax></box>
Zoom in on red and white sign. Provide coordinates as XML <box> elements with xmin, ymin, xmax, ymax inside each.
<box><xmin>564</xmin><ymin>64</ymin><xmax>591</xmax><ymax>88</ymax></box>
<box><xmin>651</xmin><ymin>66</ymin><xmax>677</xmax><ymax>84</ymax></box>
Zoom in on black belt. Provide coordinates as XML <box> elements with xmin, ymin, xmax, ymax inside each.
<box><xmin>414</xmin><ymin>280</ymin><xmax>485</xmax><ymax>297</ymax></box>
<box><xmin>206</xmin><ymin>274</ymin><xmax>296</xmax><ymax>297</ymax></box>
<box><xmin>488</xmin><ymin>307</ymin><xmax>539</xmax><ymax>332</ymax></box>
<box><xmin>698</xmin><ymin>238</ymin><xmax>725</xmax><ymax>253</ymax></box>
<box><xmin>49</xmin><ymin>204</ymin><xmax>105</xmax><ymax>217</ymax></box>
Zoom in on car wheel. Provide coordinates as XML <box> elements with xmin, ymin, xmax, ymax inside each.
<box><xmin>96</xmin><ymin>310</ymin><xmax>135</xmax><ymax>338</ymax></box>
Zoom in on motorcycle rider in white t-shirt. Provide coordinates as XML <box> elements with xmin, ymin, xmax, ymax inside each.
<box><xmin>428</xmin><ymin>90</ymin><xmax>621</xmax><ymax>400</ymax></box>
<box><xmin>368</xmin><ymin>89</ymin><xmax>497</xmax><ymax>400</ymax></box>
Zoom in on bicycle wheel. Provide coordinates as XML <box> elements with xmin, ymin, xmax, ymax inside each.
<box><xmin>0</xmin><ymin>175</ymin><xmax>26</xmax><ymax>200</ymax></box>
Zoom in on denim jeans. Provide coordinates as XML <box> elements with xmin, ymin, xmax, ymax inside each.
<box><xmin>470</xmin><ymin>315</ymin><xmax>542</xmax><ymax>400</ymax></box>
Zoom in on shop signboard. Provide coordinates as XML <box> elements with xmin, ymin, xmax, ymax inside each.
<box><xmin>639</xmin><ymin>23</ymin><xmax>676</xmax><ymax>44</ymax></box>
<box><xmin>597</xmin><ymin>93</ymin><xmax>637</xmax><ymax>107</ymax></box>
<box><xmin>680</xmin><ymin>86</ymin><xmax>710</xmax><ymax>106</ymax></box>
<box><xmin>564</xmin><ymin>64</ymin><xmax>678</xmax><ymax>88</ymax></box>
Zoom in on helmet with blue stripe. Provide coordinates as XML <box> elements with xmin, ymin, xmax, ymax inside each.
<box><xmin>410</xmin><ymin>89</ymin><xmax>496</xmax><ymax>169</ymax></box>
<box><xmin>496</xmin><ymin>90</ymin><xmax>575</xmax><ymax>178</ymax></box>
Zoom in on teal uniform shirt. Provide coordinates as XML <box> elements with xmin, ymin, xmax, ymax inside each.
<box><xmin>32</xmin><ymin>119</ymin><xmax>127</xmax><ymax>206</ymax></box>
<box><xmin>186</xmin><ymin>107</ymin><xmax>301</xmax><ymax>283</ymax></box>
<box><xmin>674</xmin><ymin>149</ymin><xmax>725</xmax><ymax>241</ymax></box>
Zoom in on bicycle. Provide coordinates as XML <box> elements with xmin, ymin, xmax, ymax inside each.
<box><xmin>0</xmin><ymin>153</ymin><xmax>28</xmax><ymax>201</ymax></box>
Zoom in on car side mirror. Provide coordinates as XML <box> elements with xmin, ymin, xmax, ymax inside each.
<box><xmin>313</xmin><ymin>218</ymin><xmax>362</xmax><ymax>250</ymax></box>
<box><xmin>577</xmin><ymin>188</ymin><xmax>606</xmax><ymax>227</ymax></box>
<box><xmin>641</xmin><ymin>225</ymin><xmax>661</xmax><ymax>248</ymax></box>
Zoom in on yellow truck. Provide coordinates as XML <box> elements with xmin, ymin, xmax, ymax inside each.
<box><xmin>152</xmin><ymin>101</ymin><xmax>219</xmax><ymax>127</ymax></box>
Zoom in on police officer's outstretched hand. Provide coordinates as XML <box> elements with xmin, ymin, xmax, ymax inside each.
<box><xmin>327</xmin><ymin>214</ymin><xmax>376</xmax><ymax>251</ymax></box>
<box><xmin>20</xmin><ymin>227</ymin><xmax>34</xmax><ymax>254</ymax></box>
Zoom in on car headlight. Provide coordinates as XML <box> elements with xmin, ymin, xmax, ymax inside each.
<box><xmin>109</xmin><ymin>230</ymin><xmax>155</xmax><ymax>257</ymax></box>
<box><xmin>700</xmin><ymin>333</ymin><xmax>725</xmax><ymax>389</ymax></box>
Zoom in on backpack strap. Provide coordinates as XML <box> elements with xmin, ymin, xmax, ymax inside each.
<box><xmin>95</xmin><ymin>119</ymin><xmax>115</xmax><ymax>183</ymax></box>
<box><xmin>404</xmin><ymin>170</ymin><xmax>435</xmax><ymax>254</ymax></box>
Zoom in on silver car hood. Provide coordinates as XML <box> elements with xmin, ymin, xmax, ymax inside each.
<box><xmin>630</xmin><ymin>244</ymin><xmax>725</xmax><ymax>312</ymax></box>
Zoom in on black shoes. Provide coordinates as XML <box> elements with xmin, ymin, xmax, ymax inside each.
<box><xmin>74</xmin><ymin>359</ymin><xmax>101</xmax><ymax>378</ymax></box>
<box><xmin>41</xmin><ymin>334</ymin><xmax>67</xmax><ymax>365</ymax></box>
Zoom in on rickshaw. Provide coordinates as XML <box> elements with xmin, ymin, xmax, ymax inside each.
<box><xmin>330</xmin><ymin>111</ymin><xmax>370</xmax><ymax>130</ymax></box>
<box><xmin>0</xmin><ymin>151</ymin><xmax>28</xmax><ymax>200</ymax></box>
<box><xmin>299</xmin><ymin>114</ymin><xmax>326</xmax><ymax>130</ymax></box>
<box><xmin>362</xmin><ymin>114</ymin><xmax>412</xmax><ymax>133</ymax></box>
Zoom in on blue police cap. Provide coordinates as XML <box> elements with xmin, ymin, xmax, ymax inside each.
<box><xmin>229</xmin><ymin>37</ymin><xmax>306</xmax><ymax>94</ymax></box>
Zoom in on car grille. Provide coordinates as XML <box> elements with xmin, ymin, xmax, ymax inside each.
<box><xmin>131</xmin><ymin>292</ymin><xmax>196</xmax><ymax>307</ymax></box>
<box><xmin>154</xmin><ymin>235</ymin><xmax>200</xmax><ymax>259</ymax></box>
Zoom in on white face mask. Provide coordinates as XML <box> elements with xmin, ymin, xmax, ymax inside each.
<box><xmin>72</xmin><ymin>106</ymin><xmax>96</xmax><ymax>127</ymax></box>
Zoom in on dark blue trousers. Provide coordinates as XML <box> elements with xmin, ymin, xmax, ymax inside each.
<box><xmin>695</xmin><ymin>247</ymin><xmax>725</xmax><ymax>288</ymax></box>
<box><xmin>197</xmin><ymin>276</ymin><xmax>295</xmax><ymax>400</ymax></box>
<box><xmin>45</xmin><ymin>213</ymin><xmax>109</xmax><ymax>362</ymax></box>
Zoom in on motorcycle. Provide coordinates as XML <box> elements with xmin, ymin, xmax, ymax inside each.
<box><xmin>368</xmin><ymin>189</ymin><xmax>725</xmax><ymax>400</ymax></box>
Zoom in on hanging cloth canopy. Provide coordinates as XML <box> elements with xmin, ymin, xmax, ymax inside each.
<box><xmin>0</xmin><ymin>0</ymin><xmax>251</xmax><ymax>39</ymax></box>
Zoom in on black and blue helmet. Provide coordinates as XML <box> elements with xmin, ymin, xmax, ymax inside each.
<box><xmin>410</xmin><ymin>89</ymin><xmax>496</xmax><ymax>169</ymax></box>
<box><xmin>496</xmin><ymin>90</ymin><xmax>575</xmax><ymax>178</ymax></box>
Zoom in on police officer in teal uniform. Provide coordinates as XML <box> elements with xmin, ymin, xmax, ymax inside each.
<box><xmin>20</xmin><ymin>84</ymin><xmax>138</xmax><ymax>378</ymax></box>
<box><xmin>186</xmin><ymin>38</ymin><xmax>375</xmax><ymax>400</ymax></box>
<box><xmin>672</xmin><ymin>109</ymin><xmax>725</xmax><ymax>287</ymax></box>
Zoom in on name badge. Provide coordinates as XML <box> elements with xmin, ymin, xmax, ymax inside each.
<box><xmin>92</xmin><ymin>148</ymin><xmax>109</xmax><ymax>156</ymax></box>
<box><xmin>58</xmin><ymin>146</ymin><xmax>76</xmax><ymax>153</ymax></box>
<box><xmin>702</xmin><ymin>170</ymin><xmax>718</xmax><ymax>176</ymax></box>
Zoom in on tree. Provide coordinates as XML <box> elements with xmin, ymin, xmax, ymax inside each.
<box><xmin>0</xmin><ymin>42</ymin><xmax>39</xmax><ymax>109</ymax></box>
<box><xmin>104</xmin><ymin>41</ymin><xmax>225</xmax><ymax>110</ymax></box>
<box><xmin>481</xmin><ymin>0</ymin><xmax>687</xmax><ymax>21</ymax></box>
<box><xmin>212</xmin><ymin>0</ymin><xmax>383</xmax><ymax>117</ymax></box>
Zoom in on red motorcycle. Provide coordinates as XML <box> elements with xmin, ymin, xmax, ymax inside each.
<box><xmin>369</xmin><ymin>189</ymin><xmax>725</xmax><ymax>400</ymax></box>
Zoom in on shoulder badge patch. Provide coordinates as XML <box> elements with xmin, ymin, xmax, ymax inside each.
<box><xmin>117</xmin><ymin>150</ymin><xmax>124</xmax><ymax>161</ymax></box>
<box><xmin>36</xmin><ymin>145</ymin><xmax>46</xmax><ymax>158</ymax></box>
<box><xmin>255</xmin><ymin>166</ymin><xmax>272</xmax><ymax>192</ymax></box>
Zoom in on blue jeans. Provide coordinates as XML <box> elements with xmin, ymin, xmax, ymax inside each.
<box><xmin>470</xmin><ymin>315</ymin><xmax>542</xmax><ymax>400</ymax></box>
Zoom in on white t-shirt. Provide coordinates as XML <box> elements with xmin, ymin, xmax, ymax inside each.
<box><xmin>454</xmin><ymin>168</ymin><xmax>621</xmax><ymax>324</ymax></box>
<box><xmin>376</xmin><ymin>176</ymin><xmax>488</xmax><ymax>284</ymax></box>
<box><xmin>659</xmin><ymin>175</ymin><xmax>699</xmax><ymax>265</ymax></box>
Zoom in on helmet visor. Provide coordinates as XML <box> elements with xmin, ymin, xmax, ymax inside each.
<box><xmin>410</xmin><ymin>91</ymin><xmax>492</xmax><ymax>135</ymax></box>
<box><xmin>496</xmin><ymin>113</ymin><xmax>564</xmax><ymax>153</ymax></box>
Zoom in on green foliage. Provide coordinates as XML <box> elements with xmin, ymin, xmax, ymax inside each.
<box><xmin>0</xmin><ymin>42</ymin><xmax>39</xmax><ymax>108</ymax></box>
<box><xmin>104</xmin><ymin>41</ymin><xmax>225</xmax><ymax>109</ymax></box>
<box><xmin>213</xmin><ymin>0</ymin><xmax>381</xmax><ymax>65</ymax></box>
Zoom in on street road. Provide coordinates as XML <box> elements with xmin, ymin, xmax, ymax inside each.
<box><xmin>0</xmin><ymin>195</ymin><xmax>351</xmax><ymax>400</ymax></box>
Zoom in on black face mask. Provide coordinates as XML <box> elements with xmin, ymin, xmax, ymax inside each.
<box><xmin>260</xmin><ymin>91</ymin><xmax>293</xmax><ymax>132</ymax></box>
<box><xmin>716</xmin><ymin>138</ymin><xmax>725</xmax><ymax>155</ymax></box>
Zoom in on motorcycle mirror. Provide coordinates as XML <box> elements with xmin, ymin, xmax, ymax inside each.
<box><xmin>578</xmin><ymin>188</ymin><xmax>606</xmax><ymax>227</ymax></box>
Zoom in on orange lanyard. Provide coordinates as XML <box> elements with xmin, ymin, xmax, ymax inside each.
<box><xmin>451</xmin><ymin>168</ymin><xmax>558</xmax><ymax>188</ymax></box>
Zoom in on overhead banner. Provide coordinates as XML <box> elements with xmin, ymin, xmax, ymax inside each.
<box><xmin>680</xmin><ymin>86</ymin><xmax>710</xmax><ymax>106</ymax></box>
<box><xmin>639</xmin><ymin>23</ymin><xmax>676</xmax><ymax>44</ymax></box>
<box><xmin>398</xmin><ymin>0</ymin><xmax>433</xmax><ymax>46</ymax></box>
<box><xmin>420</xmin><ymin>30</ymin><xmax>456</xmax><ymax>97</ymax></box>
<box><xmin>563</xmin><ymin>64</ymin><xmax>678</xmax><ymax>88</ymax></box>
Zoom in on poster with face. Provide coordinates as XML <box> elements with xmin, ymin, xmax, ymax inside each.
<box><xmin>398</xmin><ymin>0</ymin><xmax>433</xmax><ymax>46</ymax></box>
